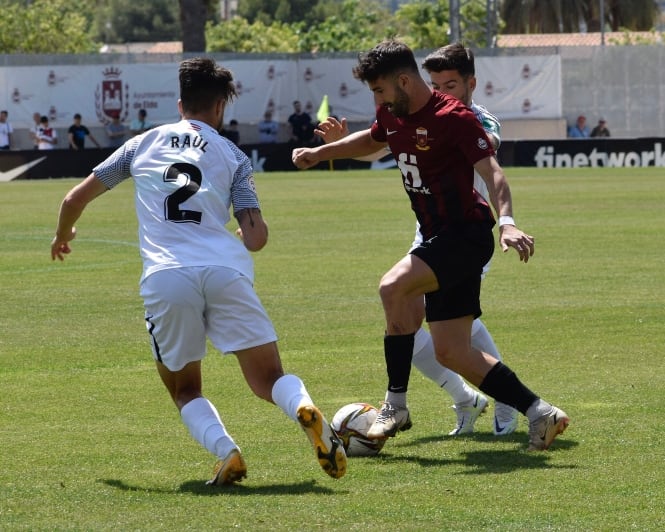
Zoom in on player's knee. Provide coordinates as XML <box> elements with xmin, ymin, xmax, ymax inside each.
<box><xmin>378</xmin><ymin>273</ymin><xmax>405</xmax><ymax>305</ymax></box>
<box><xmin>434</xmin><ymin>348</ymin><xmax>450</xmax><ymax>367</ymax></box>
<box><xmin>434</xmin><ymin>341</ymin><xmax>459</xmax><ymax>367</ymax></box>
<box><xmin>435</xmin><ymin>335</ymin><xmax>471</xmax><ymax>369</ymax></box>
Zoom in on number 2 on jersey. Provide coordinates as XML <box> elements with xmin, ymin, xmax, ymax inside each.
<box><xmin>163</xmin><ymin>163</ymin><xmax>203</xmax><ymax>223</ymax></box>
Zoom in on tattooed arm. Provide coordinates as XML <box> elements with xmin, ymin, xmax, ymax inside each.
<box><xmin>234</xmin><ymin>208</ymin><xmax>268</xmax><ymax>252</ymax></box>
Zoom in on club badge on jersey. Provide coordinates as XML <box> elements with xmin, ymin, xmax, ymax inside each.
<box><xmin>416</xmin><ymin>127</ymin><xmax>430</xmax><ymax>150</ymax></box>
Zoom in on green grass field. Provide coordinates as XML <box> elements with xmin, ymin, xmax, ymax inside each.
<box><xmin>1</xmin><ymin>167</ymin><xmax>664</xmax><ymax>531</ymax></box>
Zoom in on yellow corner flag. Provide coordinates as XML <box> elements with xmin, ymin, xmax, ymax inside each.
<box><xmin>316</xmin><ymin>94</ymin><xmax>329</xmax><ymax>123</ymax></box>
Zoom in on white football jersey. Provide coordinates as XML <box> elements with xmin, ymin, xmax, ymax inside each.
<box><xmin>470</xmin><ymin>101</ymin><xmax>501</xmax><ymax>202</ymax></box>
<box><xmin>93</xmin><ymin>119</ymin><xmax>259</xmax><ymax>282</ymax></box>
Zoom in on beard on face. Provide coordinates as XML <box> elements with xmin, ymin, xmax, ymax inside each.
<box><xmin>387</xmin><ymin>84</ymin><xmax>410</xmax><ymax>118</ymax></box>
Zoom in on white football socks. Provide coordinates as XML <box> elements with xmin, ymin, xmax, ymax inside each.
<box><xmin>411</xmin><ymin>327</ymin><xmax>476</xmax><ymax>405</ymax></box>
<box><xmin>271</xmin><ymin>374</ymin><xmax>313</xmax><ymax>422</ymax></box>
<box><xmin>471</xmin><ymin>319</ymin><xmax>503</xmax><ymax>361</ymax></box>
<box><xmin>180</xmin><ymin>397</ymin><xmax>237</xmax><ymax>460</ymax></box>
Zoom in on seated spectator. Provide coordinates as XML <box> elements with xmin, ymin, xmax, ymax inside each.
<box><xmin>568</xmin><ymin>115</ymin><xmax>590</xmax><ymax>138</ymax></box>
<box><xmin>257</xmin><ymin>111</ymin><xmax>279</xmax><ymax>143</ymax></box>
<box><xmin>590</xmin><ymin>118</ymin><xmax>611</xmax><ymax>138</ymax></box>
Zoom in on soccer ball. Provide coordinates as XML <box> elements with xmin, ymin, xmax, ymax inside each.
<box><xmin>331</xmin><ymin>402</ymin><xmax>386</xmax><ymax>457</ymax></box>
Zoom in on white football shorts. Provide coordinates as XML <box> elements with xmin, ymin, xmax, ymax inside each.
<box><xmin>140</xmin><ymin>266</ymin><xmax>278</xmax><ymax>371</ymax></box>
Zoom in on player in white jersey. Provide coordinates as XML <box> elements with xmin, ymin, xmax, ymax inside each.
<box><xmin>315</xmin><ymin>43</ymin><xmax>519</xmax><ymax>437</ymax></box>
<box><xmin>51</xmin><ymin>57</ymin><xmax>346</xmax><ymax>484</ymax></box>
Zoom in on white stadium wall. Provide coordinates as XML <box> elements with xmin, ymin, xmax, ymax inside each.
<box><xmin>1</xmin><ymin>46</ymin><xmax>663</xmax><ymax>149</ymax></box>
<box><xmin>1</xmin><ymin>53</ymin><xmax>561</xmax><ymax>148</ymax></box>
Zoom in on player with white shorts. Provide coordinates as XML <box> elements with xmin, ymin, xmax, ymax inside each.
<box><xmin>141</xmin><ymin>266</ymin><xmax>277</xmax><ymax>371</ymax></box>
<box><xmin>51</xmin><ymin>57</ymin><xmax>346</xmax><ymax>484</ymax></box>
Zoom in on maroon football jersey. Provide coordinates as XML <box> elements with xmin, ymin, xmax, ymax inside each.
<box><xmin>371</xmin><ymin>91</ymin><xmax>495</xmax><ymax>240</ymax></box>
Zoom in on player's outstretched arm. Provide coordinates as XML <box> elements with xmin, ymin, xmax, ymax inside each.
<box><xmin>316</xmin><ymin>117</ymin><xmax>387</xmax><ymax>162</ymax></box>
<box><xmin>51</xmin><ymin>173</ymin><xmax>107</xmax><ymax>261</ymax></box>
<box><xmin>474</xmin><ymin>156</ymin><xmax>534</xmax><ymax>263</ymax></box>
<box><xmin>292</xmin><ymin>129</ymin><xmax>385</xmax><ymax>169</ymax></box>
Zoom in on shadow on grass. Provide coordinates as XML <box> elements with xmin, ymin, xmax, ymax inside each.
<box><xmin>374</xmin><ymin>432</ymin><xmax>578</xmax><ymax>474</ymax></box>
<box><xmin>400</xmin><ymin>431</ymin><xmax>578</xmax><ymax>452</ymax></box>
<box><xmin>378</xmin><ymin>448</ymin><xmax>577</xmax><ymax>474</ymax></box>
<box><xmin>100</xmin><ymin>478</ymin><xmax>339</xmax><ymax>496</ymax></box>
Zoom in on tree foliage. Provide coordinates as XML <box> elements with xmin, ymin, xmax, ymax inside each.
<box><xmin>237</xmin><ymin>0</ymin><xmax>342</xmax><ymax>26</ymax></box>
<box><xmin>605</xmin><ymin>0</ymin><xmax>660</xmax><ymax>31</ymax></box>
<box><xmin>0</xmin><ymin>0</ymin><xmax>660</xmax><ymax>55</ymax></box>
<box><xmin>393</xmin><ymin>1</ymin><xmax>451</xmax><ymax>50</ymax></box>
<box><xmin>302</xmin><ymin>0</ymin><xmax>397</xmax><ymax>52</ymax></box>
<box><xmin>92</xmin><ymin>0</ymin><xmax>182</xmax><ymax>44</ymax></box>
<box><xmin>208</xmin><ymin>0</ymin><xmax>395</xmax><ymax>53</ymax></box>
<box><xmin>501</xmin><ymin>0</ymin><xmax>659</xmax><ymax>34</ymax></box>
<box><xmin>207</xmin><ymin>18</ymin><xmax>301</xmax><ymax>53</ymax></box>
<box><xmin>0</xmin><ymin>0</ymin><xmax>98</xmax><ymax>53</ymax></box>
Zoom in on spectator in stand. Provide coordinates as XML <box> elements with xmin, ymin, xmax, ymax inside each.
<box><xmin>37</xmin><ymin>116</ymin><xmax>58</xmax><ymax>150</ymax></box>
<box><xmin>568</xmin><ymin>115</ymin><xmax>590</xmax><ymax>138</ymax></box>
<box><xmin>68</xmin><ymin>113</ymin><xmax>101</xmax><ymax>150</ymax></box>
<box><xmin>257</xmin><ymin>110</ymin><xmax>279</xmax><ymax>143</ymax></box>
<box><xmin>106</xmin><ymin>112</ymin><xmax>127</xmax><ymax>148</ymax></box>
<box><xmin>130</xmin><ymin>109</ymin><xmax>153</xmax><ymax>136</ymax></box>
<box><xmin>31</xmin><ymin>112</ymin><xmax>42</xmax><ymax>149</ymax></box>
<box><xmin>220</xmin><ymin>119</ymin><xmax>240</xmax><ymax>144</ymax></box>
<box><xmin>288</xmin><ymin>100</ymin><xmax>314</xmax><ymax>145</ymax></box>
<box><xmin>0</xmin><ymin>110</ymin><xmax>13</xmax><ymax>150</ymax></box>
<box><xmin>590</xmin><ymin>118</ymin><xmax>611</xmax><ymax>138</ymax></box>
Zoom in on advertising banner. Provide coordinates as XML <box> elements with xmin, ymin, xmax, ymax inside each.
<box><xmin>472</xmin><ymin>55</ymin><xmax>562</xmax><ymax>120</ymax></box>
<box><xmin>1</xmin><ymin>55</ymin><xmax>560</xmax><ymax>129</ymax></box>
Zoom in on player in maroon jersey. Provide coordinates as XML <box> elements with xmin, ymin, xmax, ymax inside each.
<box><xmin>292</xmin><ymin>40</ymin><xmax>569</xmax><ymax>451</ymax></box>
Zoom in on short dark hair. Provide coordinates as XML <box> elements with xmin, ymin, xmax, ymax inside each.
<box><xmin>40</xmin><ymin>115</ymin><xmax>48</xmax><ymax>123</ymax></box>
<box><xmin>138</xmin><ymin>109</ymin><xmax>147</xmax><ymax>117</ymax></box>
<box><xmin>352</xmin><ymin>39</ymin><xmax>419</xmax><ymax>83</ymax></box>
<box><xmin>179</xmin><ymin>57</ymin><xmax>236</xmax><ymax>115</ymax></box>
<box><xmin>422</xmin><ymin>43</ymin><xmax>475</xmax><ymax>78</ymax></box>
<box><xmin>73</xmin><ymin>113</ymin><xmax>81</xmax><ymax>119</ymax></box>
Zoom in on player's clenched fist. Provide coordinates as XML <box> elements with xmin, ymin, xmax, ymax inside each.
<box><xmin>292</xmin><ymin>147</ymin><xmax>321</xmax><ymax>170</ymax></box>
